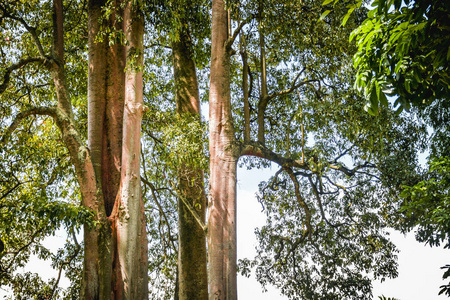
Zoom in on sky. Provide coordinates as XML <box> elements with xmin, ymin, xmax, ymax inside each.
<box><xmin>236</xmin><ymin>165</ymin><xmax>449</xmax><ymax>300</ymax></box>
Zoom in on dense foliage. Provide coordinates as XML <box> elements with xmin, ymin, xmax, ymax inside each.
<box><xmin>349</xmin><ymin>0</ymin><xmax>450</xmax><ymax>114</ymax></box>
<box><xmin>0</xmin><ymin>0</ymin><xmax>445</xmax><ymax>299</ymax></box>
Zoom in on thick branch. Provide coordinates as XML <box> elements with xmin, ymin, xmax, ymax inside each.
<box><xmin>240</xmin><ymin>141</ymin><xmax>309</xmax><ymax>170</ymax></box>
<box><xmin>257</xmin><ymin>0</ymin><xmax>267</xmax><ymax>143</ymax></box>
<box><xmin>284</xmin><ymin>166</ymin><xmax>312</xmax><ymax>236</ymax></box>
<box><xmin>0</xmin><ymin>58</ymin><xmax>46</xmax><ymax>94</ymax></box>
<box><xmin>52</xmin><ymin>0</ymin><xmax>65</xmax><ymax>64</ymax></box>
<box><xmin>240</xmin><ymin>141</ymin><xmax>377</xmax><ymax>181</ymax></box>
<box><xmin>1</xmin><ymin>106</ymin><xmax>57</xmax><ymax>145</ymax></box>
<box><xmin>240</xmin><ymin>32</ymin><xmax>250</xmax><ymax>142</ymax></box>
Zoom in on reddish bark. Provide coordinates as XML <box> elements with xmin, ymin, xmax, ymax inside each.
<box><xmin>112</xmin><ymin>3</ymin><xmax>148</xmax><ymax>298</ymax></box>
<box><xmin>5</xmin><ymin>0</ymin><xmax>148</xmax><ymax>298</ymax></box>
<box><xmin>208</xmin><ymin>0</ymin><xmax>239</xmax><ymax>299</ymax></box>
<box><xmin>82</xmin><ymin>0</ymin><xmax>148</xmax><ymax>298</ymax></box>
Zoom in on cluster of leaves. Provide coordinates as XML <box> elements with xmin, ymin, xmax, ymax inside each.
<box><xmin>399</xmin><ymin>157</ymin><xmax>450</xmax><ymax>249</ymax></box>
<box><xmin>350</xmin><ymin>0</ymin><xmax>450</xmax><ymax>114</ymax></box>
<box><xmin>249</xmin><ymin>111</ymin><xmax>423</xmax><ymax>299</ymax></box>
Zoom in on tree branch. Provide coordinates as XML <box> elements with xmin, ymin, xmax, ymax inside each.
<box><xmin>265</xmin><ymin>77</ymin><xmax>320</xmax><ymax>106</ymax></box>
<box><xmin>328</xmin><ymin>161</ymin><xmax>377</xmax><ymax>177</ymax></box>
<box><xmin>49</xmin><ymin>230</ymin><xmax>81</xmax><ymax>300</ymax></box>
<box><xmin>226</xmin><ymin>15</ymin><xmax>254</xmax><ymax>50</ymax></box>
<box><xmin>284</xmin><ymin>166</ymin><xmax>312</xmax><ymax>237</ymax></box>
<box><xmin>166</xmin><ymin>179</ymin><xmax>208</xmax><ymax>234</ymax></box>
<box><xmin>0</xmin><ymin>182</ymin><xmax>22</xmax><ymax>201</ymax></box>
<box><xmin>0</xmin><ymin>5</ymin><xmax>48</xmax><ymax>58</ymax></box>
<box><xmin>0</xmin><ymin>58</ymin><xmax>46</xmax><ymax>94</ymax></box>
<box><xmin>1</xmin><ymin>106</ymin><xmax>57</xmax><ymax>145</ymax></box>
<box><xmin>239</xmin><ymin>141</ymin><xmax>309</xmax><ymax>170</ymax></box>
<box><xmin>4</xmin><ymin>228</ymin><xmax>44</xmax><ymax>272</ymax></box>
<box><xmin>141</xmin><ymin>176</ymin><xmax>178</xmax><ymax>250</ymax></box>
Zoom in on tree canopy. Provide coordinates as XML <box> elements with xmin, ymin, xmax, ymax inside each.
<box><xmin>0</xmin><ymin>0</ymin><xmax>446</xmax><ymax>299</ymax></box>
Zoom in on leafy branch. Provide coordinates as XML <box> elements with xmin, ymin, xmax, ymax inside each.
<box><xmin>0</xmin><ymin>58</ymin><xmax>47</xmax><ymax>94</ymax></box>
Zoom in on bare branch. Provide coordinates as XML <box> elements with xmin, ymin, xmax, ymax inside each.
<box><xmin>328</xmin><ymin>161</ymin><xmax>377</xmax><ymax>177</ymax></box>
<box><xmin>265</xmin><ymin>77</ymin><xmax>319</xmax><ymax>105</ymax></box>
<box><xmin>240</xmin><ymin>141</ymin><xmax>309</xmax><ymax>170</ymax></box>
<box><xmin>332</xmin><ymin>144</ymin><xmax>356</xmax><ymax>163</ymax></box>
<box><xmin>226</xmin><ymin>15</ymin><xmax>254</xmax><ymax>50</ymax></box>
<box><xmin>141</xmin><ymin>176</ymin><xmax>178</xmax><ymax>250</ymax></box>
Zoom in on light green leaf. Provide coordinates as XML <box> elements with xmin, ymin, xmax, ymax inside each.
<box><xmin>342</xmin><ymin>7</ymin><xmax>356</xmax><ymax>26</ymax></box>
<box><xmin>318</xmin><ymin>10</ymin><xmax>331</xmax><ymax>23</ymax></box>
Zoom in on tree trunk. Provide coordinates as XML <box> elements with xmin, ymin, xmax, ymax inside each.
<box><xmin>172</xmin><ymin>26</ymin><xmax>208</xmax><ymax>300</ymax></box>
<box><xmin>208</xmin><ymin>0</ymin><xmax>239</xmax><ymax>299</ymax></box>
<box><xmin>257</xmin><ymin>0</ymin><xmax>267</xmax><ymax>145</ymax></box>
<box><xmin>112</xmin><ymin>2</ymin><xmax>148</xmax><ymax>298</ymax></box>
<box><xmin>82</xmin><ymin>0</ymin><xmax>148</xmax><ymax>298</ymax></box>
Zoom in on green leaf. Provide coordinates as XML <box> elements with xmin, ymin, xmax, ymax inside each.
<box><xmin>318</xmin><ymin>10</ymin><xmax>331</xmax><ymax>23</ymax></box>
<box><xmin>370</xmin><ymin>87</ymin><xmax>379</xmax><ymax>112</ymax></box>
<box><xmin>322</xmin><ymin>0</ymin><xmax>334</xmax><ymax>6</ymax></box>
<box><xmin>342</xmin><ymin>7</ymin><xmax>356</xmax><ymax>26</ymax></box>
<box><xmin>405</xmin><ymin>79</ymin><xmax>411</xmax><ymax>93</ymax></box>
<box><xmin>379</xmin><ymin>90</ymin><xmax>388</xmax><ymax>107</ymax></box>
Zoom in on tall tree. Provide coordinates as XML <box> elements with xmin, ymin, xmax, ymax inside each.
<box><xmin>0</xmin><ymin>0</ymin><xmax>148</xmax><ymax>298</ymax></box>
<box><xmin>207</xmin><ymin>0</ymin><xmax>424</xmax><ymax>298</ymax></box>
<box><xmin>173</xmin><ymin>19</ymin><xmax>208</xmax><ymax>300</ymax></box>
<box><xmin>208</xmin><ymin>0</ymin><xmax>239</xmax><ymax>298</ymax></box>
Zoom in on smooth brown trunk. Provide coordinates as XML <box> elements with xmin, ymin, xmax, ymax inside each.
<box><xmin>83</xmin><ymin>1</ymin><xmax>147</xmax><ymax>299</ymax></box>
<box><xmin>209</xmin><ymin>0</ymin><xmax>239</xmax><ymax>299</ymax></box>
<box><xmin>103</xmin><ymin>1</ymin><xmax>126</xmax><ymax>217</ymax></box>
<box><xmin>112</xmin><ymin>3</ymin><xmax>148</xmax><ymax>299</ymax></box>
<box><xmin>84</xmin><ymin>1</ymin><xmax>114</xmax><ymax>298</ymax></box>
<box><xmin>173</xmin><ymin>27</ymin><xmax>208</xmax><ymax>300</ymax></box>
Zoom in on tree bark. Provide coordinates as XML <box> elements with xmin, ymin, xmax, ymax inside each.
<box><xmin>172</xmin><ymin>26</ymin><xmax>208</xmax><ymax>300</ymax></box>
<box><xmin>239</xmin><ymin>32</ymin><xmax>250</xmax><ymax>142</ymax></box>
<box><xmin>208</xmin><ymin>0</ymin><xmax>239</xmax><ymax>299</ymax></box>
<box><xmin>257</xmin><ymin>0</ymin><xmax>267</xmax><ymax>145</ymax></box>
<box><xmin>81</xmin><ymin>0</ymin><xmax>148</xmax><ymax>298</ymax></box>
